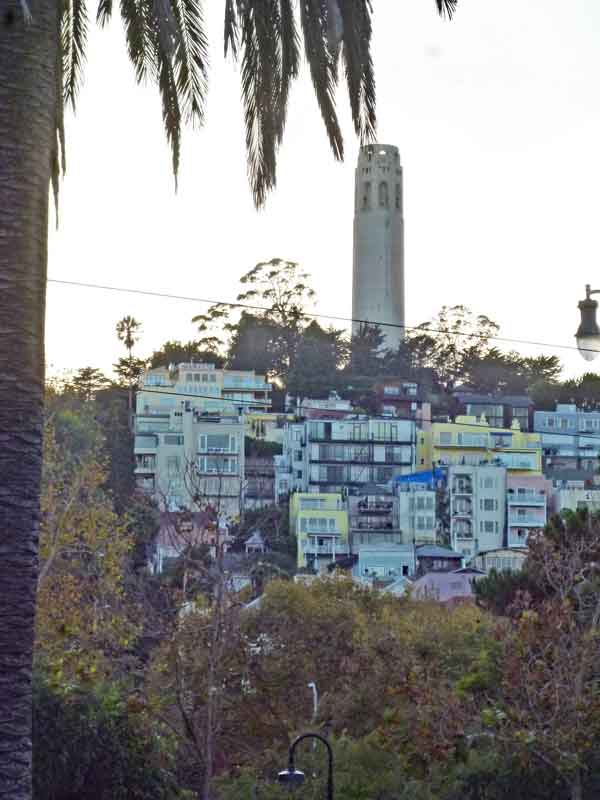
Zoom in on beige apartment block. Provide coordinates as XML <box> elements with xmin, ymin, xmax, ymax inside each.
<box><xmin>135</xmin><ymin>406</ymin><xmax>245</xmax><ymax>521</ymax></box>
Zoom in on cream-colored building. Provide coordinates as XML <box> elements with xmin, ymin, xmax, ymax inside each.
<box><xmin>135</xmin><ymin>406</ymin><xmax>245</xmax><ymax>519</ymax></box>
<box><xmin>138</xmin><ymin>362</ymin><xmax>271</xmax><ymax>415</ymax></box>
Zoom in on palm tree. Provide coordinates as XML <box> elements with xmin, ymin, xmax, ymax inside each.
<box><xmin>115</xmin><ymin>315</ymin><xmax>143</xmax><ymax>420</ymax></box>
<box><xmin>0</xmin><ymin>1</ymin><xmax>456</xmax><ymax>797</ymax></box>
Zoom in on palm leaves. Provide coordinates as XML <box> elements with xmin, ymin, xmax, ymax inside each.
<box><xmin>55</xmin><ymin>0</ymin><xmax>457</xmax><ymax>206</ymax></box>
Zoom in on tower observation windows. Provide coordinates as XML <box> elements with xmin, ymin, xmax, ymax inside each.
<box><xmin>378</xmin><ymin>181</ymin><xmax>389</xmax><ymax>208</ymax></box>
<box><xmin>362</xmin><ymin>182</ymin><xmax>371</xmax><ymax>209</ymax></box>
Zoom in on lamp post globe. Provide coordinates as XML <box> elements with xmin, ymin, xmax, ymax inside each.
<box><xmin>576</xmin><ymin>285</ymin><xmax>600</xmax><ymax>362</ymax></box>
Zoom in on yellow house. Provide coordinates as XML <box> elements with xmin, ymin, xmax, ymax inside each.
<box><xmin>420</xmin><ymin>416</ymin><xmax>542</xmax><ymax>476</ymax></box>
<box><xmin>290</xmin><ymin>493</ymin><xmax>349</xmax><ymax>570</ymax></box>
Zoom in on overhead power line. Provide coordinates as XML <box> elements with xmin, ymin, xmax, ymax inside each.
<box><xmin>122</xmin><ymin>385</ymin><xmax>600</xmax><ymax>443</ymax></box>
<box><xmin>47</xmin><ymin>277</ymin><xmax>592</xmax><ymax>356</ymax></box>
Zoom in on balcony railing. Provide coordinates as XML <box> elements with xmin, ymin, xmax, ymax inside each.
<box><xmin>351</xmin><ymin>520</ymin><xmax>395</xmax><ymax>531</ymax></box>
<box><xmin>357</xmin><ymin>500</ymin><xmax>394</xmax><ymax>514</ymax></box>
<box><xmin>508</xmin><ymin>515</ymin><xmax>546</xmax><ymax>527</ymax></box>
<box><xmin>507</xmin><ymin>493</ymin><xmax>546</xmax><ymax>507</ymax></box>
<box><xmin>452</xmin><ymin>506</ymin><xmax>472</xmax><ymax>517</ymax></box>
<box><xmin>452</xmin><ymin>483</ymin><xmax>473</xmax><ymax>495</ymax></box>
<box><xmin>302</xmin><ymin>539</ymin><xmax>346</xmax><ymax>554</ymax></box>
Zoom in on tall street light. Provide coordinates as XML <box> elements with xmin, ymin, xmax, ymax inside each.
<box><xmin>277</xmin><ymin>732</ymin><xmax>334</xmax><ymax>800</ymax></box>
<box><xmin>576</xmin><ymin>284</ymin><xmax>600</xmax><ymax>361</ymax></box>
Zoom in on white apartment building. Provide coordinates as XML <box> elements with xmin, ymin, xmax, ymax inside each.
<box><xmin>553</xmin><ymin>486</ymin><xmax>600</xmax><ymax>515</ymax></box>
<box><xmin>276</xmin><ymin>417</ymin><xmax>416</xmax><ymax>497</ymax></box>
<box><xmin>506</xmin><ymin>475</ymin><xmax>551</xmax><ymax>549</ymax></box>
<box><xmin>138</xmin><ymin>362</ymin><xmax>272</xmax><ymax>415</ymax></box>
<box><xmin>448</xmin><ymin>464</ymin><xmax>506</xmax><ymax>560</ymax></box>
<box><xmin>397</xmin><ymin>482</ymin><xmax>437</xmax><ymax>545</ymax></box>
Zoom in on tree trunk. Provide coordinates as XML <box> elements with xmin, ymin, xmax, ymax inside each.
<box><xmin>0</xmin><ymin>3</ymin><xmax>60</xmax><ymax>798</ymax></box>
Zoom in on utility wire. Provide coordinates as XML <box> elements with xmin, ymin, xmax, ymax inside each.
<box><xmin>128</xmin><ymin>386</ymin><xmax>600</xmax><ymax>444</ymax></box>
<box><xmin>47</xmin><ymin>277</ymin><xmax>593</xmax><ymax>356</ymax></box>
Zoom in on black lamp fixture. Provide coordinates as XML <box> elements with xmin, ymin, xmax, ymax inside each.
<box><xmin>576</xmin><ymin>284</ymin><xmax>600</xmax><ymax>362</ymax></box>
<box><xmin>277</xmin><ymin>732</ymin><xmax>334</xmax><ymax>800</ymax></box>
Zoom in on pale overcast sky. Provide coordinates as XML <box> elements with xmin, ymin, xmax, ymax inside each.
<box><xmin>47</xmin><ymin>0</ymin><xmax>600</xmax><ymax>380</ymax></box>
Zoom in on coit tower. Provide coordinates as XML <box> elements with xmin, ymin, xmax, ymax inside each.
<box><xmin>352</xmin><ymin>143</ymin><xmax>405</xmax><ymax>349</ymax></box>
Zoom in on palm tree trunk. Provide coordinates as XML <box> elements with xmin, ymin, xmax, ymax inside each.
<box><xmin>0</xmin><ymin>4</ymin><xmax>60</xmax><ymax>798</ymax></box>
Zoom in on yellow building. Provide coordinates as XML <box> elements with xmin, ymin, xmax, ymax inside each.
<box><xmin>290</xmin><ymin>493</ymin><xmax>349</xmax><ymax>571</ymax></box>
<box><xmin>420</xmin><ymin>416</ymin><xmax>542</xmax><ymax>476</ymax></box>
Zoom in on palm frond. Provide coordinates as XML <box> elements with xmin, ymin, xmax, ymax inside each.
<box><xmin>436</xmin><ymin>0</ymin><xmax>457</xmax><ymax>19</ymax></box>
<box><xmin>299</xmin><ymin>0</ymin><xmax>344</xmax><ymax>161</ymax></box>
<box><xmin>62</xmin><ymin>0</ymin><xmax>89</xmax><ymax>110</ymax></box>
<box><xmin>224</xmin><ymin>0</ymin><xmax>238</xmax><ymax>57</ymax></box>
<box><xmin>120</xmin><ymin>0</ymin><xmax>155</xmax><ymax>83</ymax></box>
<box><xmin>276</xmin><ymin>0</ymin><xmax>299</xmax><ymax>143</ymax></box>
<box><xmin>171</xmin><ymin>0</ymin><xmax>209</xmax><ymax>123</ymax></box>
<box><xmin>96</xmin><ymin>0</ymin><xmax>113</xmax><ymax>26</ymax></box>
<box><xmin>337</xmin><ymin>0</ymin><xmax>375</xmax><ymax>143</ymax></box>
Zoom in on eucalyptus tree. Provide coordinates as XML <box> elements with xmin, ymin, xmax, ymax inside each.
<box><xmin>0</xmin><ymin>0</ymin><xmax>456</xmax><ymax>797</ymax></box>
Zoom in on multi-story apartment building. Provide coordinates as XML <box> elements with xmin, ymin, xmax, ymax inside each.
<box><xmin>534</xmin><ymin>404</ymin><xmax>600</xmax><ymax>477</ymax></box>
<box><xmin>291</xmin><ymin>493</ymin><xmax>349</xmax><ymax>573</ymax></box>
<box><xmin>448</xmin><ymin>464</ymin><xmax>506</xmax><ymax>560</ymax></box>
<box><xmin>552</xmin><ymin>485</ymin><xmax>600</xmax><ymax>515</ymax></box>
<box><xmin>134</xmin><ymin>405</ymin><xmax>245</xmax><ymax>518</ymax></box>
<box><xmin>347</xmin><ymin>488</ymin><xmax>403</xmax><ymax>550</ymax></box>
<box><xmin>397</xmin><ymin>481</ymin><xmax>437</xmax><ymax>545</ymax></box>
<box><xmin>276</xmin><ymin>417</ymin><xmax>416</xmax><ymax>497</ymax></box>
<box><xmin>506</xmin><ymin>475</ymin><xmax>551</xmax><ymax>548</ymax></box>
<box><xmin>422</xmin><ymin>417</ymin><xmax>542</xmax><ymax>476</ymax></box>
<box><xmin>138</xmin><ymin>362</ymin><xmax>272</xmax><ymax>415</ymax></box>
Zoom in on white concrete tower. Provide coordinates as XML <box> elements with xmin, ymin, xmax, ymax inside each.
<box><xmin>352</xmin><ymin>143</ymin><xmax>405</xmax><ymax>349</ymax></box>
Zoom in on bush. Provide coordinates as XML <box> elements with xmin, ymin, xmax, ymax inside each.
<box><xmin>33</xmin><ymin>675</ymin><xmax>186</xmax><ymax>800</ymax></box>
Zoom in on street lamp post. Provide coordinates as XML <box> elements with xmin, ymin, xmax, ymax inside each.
<box><xmin>576</xmin><ymin>284</ymin><xmax>600</xmax><ymax>361</ymax></box>
<box><xmin>277</xmin><ymin>732</ymin><xmax>334</xmax><ymax>800</ymax></box>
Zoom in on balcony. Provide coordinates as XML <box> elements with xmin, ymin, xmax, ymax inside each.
<box><xmin>507</xmin><ymin>491</ymin><xmax>546</xmax><ymax>507</ymax></box>
<box><xmin>452</xmin><ymin>481</ymin><xmax>473</xmax><ymax>496</ymax></box>
<box><xmin>357</xmin><ymin>500</ymin><xmax>393</xmax><ymax>514</ymax></box>
<box><xmin>135</xmin><ymin>456</ymin><xmax>156</xmax><ymax>473</ymax></box>
<box><xmin>351</xmin><ymin>519</ymin><xmax>395</xmax><ymax>531</ymax></box>
<box><xmin>452</xmin><ymin>504</ymin><xmax>472</xmax><ymax>518</ymax></box>
<box><xmin>223</xmin><ymin>379</ymin><xmax>271</xmax><ymax>391</ymax></box>
<box><xmin>302</xmin><ymin>537</ymin><xmax>346</xmax><ymax>555</ymax></box>
<box><xmin>508</xmin><ymin>514</ymin><xmax>546</xmax><ymax>527</ymax></box>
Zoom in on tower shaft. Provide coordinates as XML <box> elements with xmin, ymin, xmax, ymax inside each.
<box><xmin>352</xmin><ymin>144</ymin><xmax>405</xmax><ymax>349</ymax></box>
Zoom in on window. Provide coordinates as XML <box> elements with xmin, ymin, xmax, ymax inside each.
<box><xmin>439</xmin><ymin>432</ymin><xmax>452</xmax><ymax>445</ymax></box>
<box><xmin>185</xmin><ymin>373</ymin><xmax>193</xmax><ymax>382</ymax></box>
<box><xmin>167</xmin><ymin>456</ymin><xmax>180</xmax><ymax>477</ymax></box>
<box><xmin>164</xmin><ymin>434</ymin><xmax>184</xmax><ymax>445</ymax></box>
<box><xmin>198</xmin><ymin>456</ymin><xmax>238</xmax><ymax>474</ymax></box>
<box><xmin>547</xmin><ymin>417</ymin><xmax>555</xmax><ymax>428</ymax></box>
<box><xmin>378</xmin><ymin>181</ymin><xmax>389</xmax><ymax>208</ymax></box>
<box><xmin>480</xmin><ymin>521</ymin><xmax>495</xmax><ymax>533</ymax></box>
<box><xmin>481</xmin><ymin>498</ymin><xmax>497</xmax><ymax>511</ymax></box>
<box><xmin>362</xmin><ymin>181</ymin><xmax>371</xmax><ymax>209</ymax></box>
<box><xmin>209</xmin><ymin>374</ymin><xmax>216</xmax><ymax>383</ymax></box>
<box><xmin>328</xmin><ymin>518</ymin><xmax>336</xmax><ymax>532</ymax></box>
<box><xmin>560</xmin><ymin>418</ymin><xmax>568</xmax><ymax>430</ymax></box>
<box><xmin>395</xmin><ymin>183</ymin><xmax>402</xmax><ymax>210</ymax></box>
<box><xmin>199</xmin><ymin>433</ymin><xmax>231</xmax><ymax>452</ymax></box>
<box><xmin>483</xmin><ymin>477</ymin><xmax>495</xmax><ymax>489</ymax></box>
